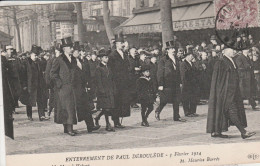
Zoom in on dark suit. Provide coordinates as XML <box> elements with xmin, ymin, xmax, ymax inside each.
<box><xmin>108</xmin><ymin>50</ymin><xmax>131</xmax><ymax>124</ymax></box>
<box><xmin>180</xmin><ymin>60</ymin><xmax>198</xmax><ymax>116</ymax></box>
<box><xmin>128</xmin><ymin>55</ymin><xmax>140</xmax><ymax>104</ymax></box>
<box><xmin>235</xmin><ymin>54</ymin><xmax>256</xmax><ymax>108</ymax></box>
<box><xmin>155</xmin><ymin>55</ymin><xmax>181</xmax><ymax>120</ymax></box>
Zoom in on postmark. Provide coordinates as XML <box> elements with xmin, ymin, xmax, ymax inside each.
<box><xmin>214</xmin><ymin>0</ymin><xmax>259</xmax><ymax>50</ymax></box>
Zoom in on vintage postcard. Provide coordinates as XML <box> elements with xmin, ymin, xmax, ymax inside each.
<box><xmin>1</xmin><ymin>0</ymin><xmax>260</xmax><ymax>166</ymax></box>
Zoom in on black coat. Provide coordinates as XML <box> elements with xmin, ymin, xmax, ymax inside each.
<box><xmin>50</xmin><ymin>53</ymin><xmax>77</xmax><ymax>125</ymax></box>
<box><xmin>72</xmin><ymin>59</ymin><xmax>93</xmax><ymax>122</ymax></box>
<box><xmin>149</xmin><ymin>62</ymin><xmax>158</xmax><ymax>92</ymax></box>
<box><xmin>2</xmin><ymin>56</ymin><xmax>15</xmax><ymax>139</ymax></box>
<box><xmin>136</xmin><ymin>77</ymin><xmax>156</xmax><ymax>104</ymax></box>
<box><xmin>235</xmin><ymin>54</ymin><xmax>255</xmax><ymax>98</ymax></box>
<box><xmin>207</xmin><ymin>56</ymin><xmax>247</xmax><ymax>133</ymax></box>
<box><xmin>108</xmin><ymin>50</ymin><xmax>131</xmax><ymax>117</ymax></box>
<box><xmin>180</xmin><ymin>60</ymin><xmax>199</xmax><ymax>100</ymax></box>
<box><xmin>96</xmin><ymin>63</ymin><xmax>116</xmax><ymax>110</ymax></box>
<box><xmin>157</xmin><ymin>55</ymin><xmax>181</xmax><ymax>103</ymax></box>
<box><xmin>128</xmin><ymin>55</ymin><xmax>140</xmax><ymax>98</ymax></box>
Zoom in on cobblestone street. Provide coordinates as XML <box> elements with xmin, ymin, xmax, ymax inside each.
<box><xmin>5</xmin><ymin>102</ymin><xmax>260</xmax><ymax>155</ymax></box>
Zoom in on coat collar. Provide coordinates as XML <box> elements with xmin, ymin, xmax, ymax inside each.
<box><xmin>61</xmin><ymin>53</ymin><xmax>76</xmax><ymax>69</ymax></box>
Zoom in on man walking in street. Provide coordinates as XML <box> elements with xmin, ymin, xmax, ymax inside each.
<box><xmin>155</xmin><ymin>41</ymin><xmax>186</xmax><ymax>122</ymax></box>
<box><xmin>207</xmin><ymin>48</ymin><xmax>255</xmax><ymax>139</ymax></box>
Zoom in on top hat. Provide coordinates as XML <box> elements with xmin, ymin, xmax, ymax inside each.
<box><xmin>165</xmin><ymin>41</ymin><xmax>175</xmax><ymax>49</ymax></box>
<box><xmin>61</xmin><ymin>36</ymin><xmax>73</xmax><ymax>48</ymax></box>
<box><xmin>141</xmin><ymin>64</ymin><xmax>150</xmax><ymax>72</ymax></box>
<box><xmin>115</xmin><ymin>34</ymin><xmax>124</xmax><ymax>43</ymax></box>
<box><xmin>31</xmin><ymin>45</ymin><xmax>39</xmax><ymax>54</ymax></box>
<box><xmin>210</xmin><ymin>35</ymin><xmax>216</xmax><ymax>40</ymax></box>
<box><xmin>73</xmin><ymin>41</ymin><xmax>80</xmax><ymax>51</ymax></box>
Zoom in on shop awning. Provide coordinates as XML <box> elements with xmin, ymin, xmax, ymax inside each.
<box><xmin>121</xmin><ymin>1</ymin><xmax>215</xmax><ymax>34</ymax></box>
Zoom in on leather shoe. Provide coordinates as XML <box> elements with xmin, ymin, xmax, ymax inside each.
<box><xmin>192</xmin><ymin>113</ymin><xmax>199</xmax><ymax>117</ymax></box>
<box><xmin>155</xmin><ymin>112</ymin><xmax>160</xmax><ymax>121</ymax></box>
<box><xmin>28</xmin><ymin>117</ymin><xmax>34</xmax><ymax>121</ymax></box>
<box><xmin>106</xmin><ymin>124</ymin><xmax>115</xmax><ymax>132</ymax></box>
<box><xmin>241</xmin><ymin>131</ymin><xmax>256</xmax><ymax>139</ymax></box>
<box><xmin>211</xmin><ymin>133</ymin><xmax>228</xmax><ymax>138</ymax></box>
<box><xmin>67</xmin><ymin>131</ymin><xmax>76</xmax><ymax>136</ymax></box>
<box><xmin>174</xmin><ymin>118</ymin><xmax>186</xmax><ymax>122</ymax></box>
<box><xmin>115</xmin><ymin>123</ymin><xmax>125</xmax><ymax>128</ymax></box>
<box><xmin>88</xmin><ymin>125</ymin><xmax>101</xmax><ymax>133</ymax></box>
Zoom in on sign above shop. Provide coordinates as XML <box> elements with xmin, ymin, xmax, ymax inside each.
<box><xmin>122</xmin><ymin>17</ymin><xmax>215</xmax><ymax>34</ymax></box>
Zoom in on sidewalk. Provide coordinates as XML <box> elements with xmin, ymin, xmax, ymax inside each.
<box><xmin>5</xmin><ymin>103</ymin><xmax>260</xmax><ymax>155</ymax></box>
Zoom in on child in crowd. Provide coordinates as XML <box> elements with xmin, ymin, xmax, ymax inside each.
<box><xmin>136</xmin><ymin>65</ymin><xmax>156</xmax><ymax>127</ymax></box>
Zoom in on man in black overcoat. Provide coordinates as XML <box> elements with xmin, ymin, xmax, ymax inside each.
<box><xmin>155</xmin><ymin>41</ymin><xmax>186</xmax><ymax>122</ymax></box>
<box><xmin>1</xmin><ymin>50</ymin><xmax>15</xmax><ymax>139</ymax></box>
<box><xmin>180</xmin><ymin>52</ymin><xmax>199</xmax><ymax>117</ymax></box>
<box><xmin>108</xmin><ymin>35</ymin><xmax>131</xmax><ymax>128</ymax></box>
<box><xmin>207</xmin><ymin>48</ymin><xmax>255</xmax><ymax>139</ymax></box>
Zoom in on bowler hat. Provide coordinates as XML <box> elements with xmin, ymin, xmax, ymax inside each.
<box><xmin>61</xmin><ymin>36</ymin><xmax>73</xmax><ymax>48</ymax></box>
<box><xmin>73</xmin><ymin>41</ymin><xmax>80</xmax><ymax>50</ymax></box>
<box><xmin>31</xmin><ymin>45</ymin><xmax>39</xmax><ymax>54</ymax></box>
<box><xmin>141</xmin><ymin>64</ymin><xmax>150</xmax><ymax>72</ymax></box>
<box><xmin>97</xmin><ymin>49</ymin><xmax>107</xmax><ymax>58</ymax></box>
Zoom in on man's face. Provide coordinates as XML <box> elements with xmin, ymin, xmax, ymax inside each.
<box><xmin>1</xmin><ymin>51</ymin><xmax>6</xmax><ymax>56</ymax></box>
<box><xmin>224</xmin><ymin>48</ymin><xmax>235</xmax><ymax>58</ymax></box>
<box><xmin>167</xmin><ymin>48</ymin><xmax>175</xmax><ymax>56</ymax></box>
<box><xmin>140</xmin><ymin>54</ymin><xmax>146</xmax><ymax>60</ymax></box>
<box><xmin>30</xmin><ymin>53</ymin><xmax>37</xmax><ymax>61</ymax></box>
<box><xmin>73</xmin><ymin>50</ymin><xmax>79</xmax><ymax>58</ymax></box>
<box><xmin>63</xmin><ymin>46</ymin><xmax>73</xmax><ymax>55</ymax></box>
<box><xmin>55</xmin><ymin>49</ymin><xmax>60</xmax><ymax>57</ymax></box>
<box><xmin>212</xmin><ymin>51</ymin><xmax>217</xmax><ymax>57</ymax></box>
<box><xmin>142</xmin><ymin>70</ymin><xmax>150</xmax><ymax>77</ymax></box>
<box><xmin>154</xmin><ymin>49</ymin><xmax>159</xmax><ymax>55</ymax></box>
<box><xmin>7</xmin><ymin>49</ymin><xmax>12</xmax><ymax>56</ymax></box>
<box><xmin>130</xmin><ymin>48</ymin><xmax>136</xmax><ymax>56</ymax></box>
<box><xmin>151</xmin><ymin>57</ymin><xmax>157</xmax><ymax>64</ymax></box>
<box><xmin>91</xmin><ymin>54</ymin><xmax>97</xmax><ymax>60</ymax></box>
<box><xmin>101</xmin><ymin>56</ymin><xmax>109</xmax><ymax>63</ymax></box>
<box><xmin>116</xmin><ymin>42</ymin><xmax>123</xmax><ymax>50</ymax></box>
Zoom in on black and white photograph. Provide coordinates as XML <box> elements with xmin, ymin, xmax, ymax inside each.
<box><xmin>1</xmin><ymin>0</ymin><xmax>260</xmax><ymax>166</ymax></box>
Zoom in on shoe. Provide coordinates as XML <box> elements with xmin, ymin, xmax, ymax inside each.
<box><xmin>174</xmin><ymin>118</ymin><xmax>187</xmax><ymax>122</ymax></box>
<box><xmin>192</xmin><ymin>113</ymin><xmax>199</xmax><ymax>117</ymax></box>
<box><xmin>67</xmin><ymin>131</ymin><xmax>76</xmax><ymax>136</ymax></box>
<box><xmin>185</xmin><ymin>114</ymin><xmax>194</xmax><ymax>117</ymax></box>
<box><xmin>106</xmin><ymin>124</ymin><xmax>115</xmax><ymax>132</ymax></box>
<box><xmin>28</xmin><ymin>117</ymin><xmax>34</xmax><ymax>121</ymax></box>
<box><xmin>88</xmin><ymin>125</ymin><xmax>101</xmax><ymax>133</ymax></box>
<box><xmin>40</xmin><ymin>116</ymin><xmax>49</xmax><ymax>121</ymax></box>
<box><xmin>141</xmin><ymin>122</ymin><xmax>146</xmax><ymax>126</ymax></box>
<box><xmin>94</xmin><ymin>118</ymin><xmax>100</xmax><ymax>126</ymax></box>
<box><xmin>145</xmin><ymin>120</ymin><xmax>149</xmax><ymax>127</ymax></box>
<box><xmin>155</xmin><ymin>112</ymin><xmax>160</xmax><ymax>121</ymax></box>
<box><xmin>211</xmin><ymin>133</ymin><xmax>228</xmax><ymax>138</ymax></box>
<box><xmin>131</xmin><ymin>104</ymin><xmax>139</xmax><ymax>108</ymax></box>
<box><xmin>241</xmin><ymin>131</ymin><xmax>256</xmax><ymax>139</ymax></box>
<box><xmin>115</xmin><ymin>123</ymin><xmax>125</xmax><ymax>128</ymax></box>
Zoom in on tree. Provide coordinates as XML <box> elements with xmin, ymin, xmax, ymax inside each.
<box><xmin>103</xmin><ymin>1</ymin><xmax>114</xmax><ymax>47</ymax></box>
<box><xmin>160</xmin><ymin>0</ymin><xmax>174</xmax><ymax>49</ymax></box>
<box><xmin>0</xmin><ymin>6</ymin><xmax>37</xmax><ymax>51</ymax></box>
<box><xmin>75</xmin><ymin>2</ymin><xmax>85</xmax><ymax>44</ymax></box>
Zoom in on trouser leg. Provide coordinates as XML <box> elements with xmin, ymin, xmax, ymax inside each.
<box><xmin>190</xmin><ymin>97</ymin><xmax>198</xmax><ymax>114</ymax></box>
<box><xmin>26</xmin><ymin>105</ymin><xmax>32</xmax><ymax>118</ymax></box>
<box><xmin>182</xmin><ymin>100</ymin><xmax>190</xmax><ymax>116</ymax></box>
<box><xmin>85</xmin><ymin>114</ymin><xmax>95</xmax><ymax>129</ymax></box>
<box><xmin>145</xmin><ymin>104</ymin><xmax>154</xmax><ymax>118</ymax></box>
<box><xmin>249</xmin><ymin>97</ymin><xmax>256</xmax><ymax>108</ymax></box>
<box><xmin>155</xmin><ymin>102</ymin><xmax>167</xmax><ymax>114</ymax></box>
<box><xmin>173</xmin><ymin>96</ymin><xmax>180</xmax><ymax>120</ymax></box>
<box><xmin>141</xmin><ymin>103</ymin><xmax>147</xmax><ymax>122</ymax></box>
<box><xmin>228</xmin><ymin>104</ymin><xmax>246</xmax><ymax>134</ymax></box>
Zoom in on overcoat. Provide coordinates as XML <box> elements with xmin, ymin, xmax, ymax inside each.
<box><xmin>72</xmin><ymin>59</ymin><xmax>93</xmax><ymax>122</ymax></box>
<box><xmin>95</xmin><ymin>63</ymin><xmax>116</xmax><ymax>110</ymax></box>
<box><xmin>207</xmin><ymin>56</ymin><xmax>247</xmax><ymax>133</ymax></box>
<box><xmin>2</xmin><ymin>56</ymin><xmax>15</xmax><ymax>139</ymax></box>
<box><xmin>108</xmin><ymin>50</ymin><xmax>131</xmax><ymax>117</ymax></box>
<box><xmin>88</xmin><ymin>59</ymin><xmax>99</xmax><ymax>100</ymax></box>
<box><xmin>45</xmin><ymin>57</ymin><xmax>56</xmax><ymax>108</ymax></box>
<box><xmin>235</xmin><ymin>54</ymin><xmax>255</xmax><ymax>98</ymax></box>
<box><xmin>20</xmin><ymin>58</ymin><xmax>48</xmax><ymax>107</ymax></box>
<box><xmin>128</xmin><ymin>55</ymin><xmax>140</xmax><ymax>100</ymax></box>
<box><xmin>157</xmin><ymin>55</ymin><xmax>181</xmax><ymax>103</ymax></box>
<box><xmin>136</xmin><ymin>77</ymin><xmax>156</xmax><ymax>104</ymax></box>
<box><xmin>180</xmin><ymin>60</ymin><xmax>199</xmax><ymax>101</ymax></box>
<box><xmin>50</xmin><ymin>53</ymin><xmax>77</xmax><ymax>125</ymax></box>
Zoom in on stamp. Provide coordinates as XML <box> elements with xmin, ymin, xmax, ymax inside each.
<box><xmin>214</xmin><ymin>0</ymin><xmax>259</xmax><ymax>50</ymax></box>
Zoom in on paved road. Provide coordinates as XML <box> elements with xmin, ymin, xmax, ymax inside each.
<box><xmin>5</xmin><ymin>102</ymin><xmax>260</xmax><ymax>155</ymax></box>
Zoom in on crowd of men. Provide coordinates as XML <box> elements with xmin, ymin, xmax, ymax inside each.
<box><xmin>2</xmin><ymin>33</ymin><xmax>259</xmax><ymax>139</ymax></box>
